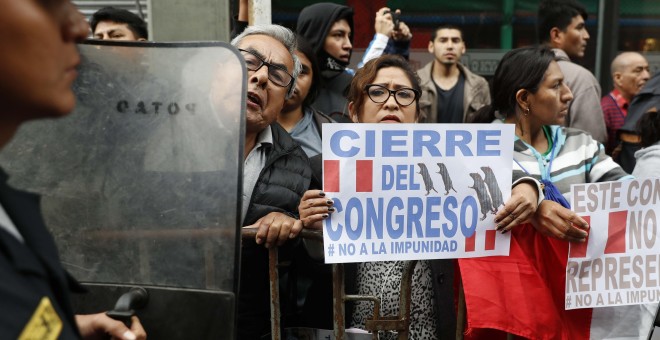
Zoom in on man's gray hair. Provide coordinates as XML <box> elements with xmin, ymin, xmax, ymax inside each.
<box><xmin>231</xmin><ymin>24</ymin><xmax>301</xmax><ymax>99</ymax></box>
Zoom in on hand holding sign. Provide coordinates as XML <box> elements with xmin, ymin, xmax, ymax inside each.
<box><xmin>531</xmin><ymin>200</ymin><xmax>589</xmax><ymax>242</ymax></box>
<box><xmin>494</xmin><ymin>181</ymin><xmax>539</xmax><ymax>233</ymax></box>
<box><xmin>299</xmin><ymin>190</ymin><xmax>335</xmax><ymax>230</ymax></box>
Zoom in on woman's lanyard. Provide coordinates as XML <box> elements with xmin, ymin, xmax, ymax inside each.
<box><xmin>513</xmin><ymin>129</ymin><xmax>571</xmax><ymax>208</ymax></box>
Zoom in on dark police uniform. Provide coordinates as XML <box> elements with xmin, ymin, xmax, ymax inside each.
<box><xmin>0</xmin><ymin>169</ymin><xmax>83</xmax><ymax>339</ymax></box>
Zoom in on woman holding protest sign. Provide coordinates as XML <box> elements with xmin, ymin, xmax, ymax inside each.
<box><xmin>460</xmin><ymin>46</ymin><xmax>647</xmax><ymax>339</ymax></box>
<box><xmin>298</xmin><ymin>54</ymin><xmax>540</xmax><ymax>339</ymax></box>
<box><xmin>300</xmin><ymin>55</ymin><xmax>444</xmax><ymax>338</ymax></box>
<box><xmin>298</xmin><ymin>55</ymin><xmax>438</xmax><ymax>337</ymax></box>
<box><xmin>340</xmin><ymin>55</ymin><xmax>438</xmax><ymax>339</ymax></box>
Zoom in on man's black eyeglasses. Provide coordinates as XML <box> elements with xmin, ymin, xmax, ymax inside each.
<box><xmin>364</xmin><ymin>84</ymin><xmax>420</xmax><ymax>107</ymax></box>
<box><xmin>239</xmin><ymin>49</ymin><xmax>293</xmax><ymax>88</ymax></box>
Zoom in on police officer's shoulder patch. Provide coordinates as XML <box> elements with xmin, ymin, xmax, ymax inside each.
<box><xmin>18</xmin><ymin>297</ymin><xmax>62</xmax><ymax>340</ymax></box>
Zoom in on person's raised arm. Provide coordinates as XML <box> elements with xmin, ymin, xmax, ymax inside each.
<box><xmin>238</xmin><ymin>0</ymin><xmax>248</xmax><ymax>22</ymax></box>
<box><xmin>230</xmin><ymin>0</ymin><xmax>249</xmax><ymax>39</ymax></box>
<box><xmin>358</xmin><ymin>7</ymin><xmax>394</xmax><ymax>68</ymax></box>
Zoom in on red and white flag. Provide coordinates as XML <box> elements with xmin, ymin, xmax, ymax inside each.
<box><xmin>459</xmin><ymin>222</ymin><xmax>656</xmax><ymax>339</ymax></box>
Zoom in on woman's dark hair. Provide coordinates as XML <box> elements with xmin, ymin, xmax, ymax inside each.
<box><xmin>470</xmin><ymin>46</ymin><xmax>557</xmax><ymax>123</ymax></box>
<box><xmin>637</xmin><ymin>109</ymin><xmax>660</xmax><ymax>147</ymax></box>
<box><xmin>295</xmin><ymin>35</ymin><xmax>321</xmax><ymax>108</ymax></box>
<box><xmin>346</xmin><ymin>55</ymin><xmax>421</xmax><ymax>118</ymax></box>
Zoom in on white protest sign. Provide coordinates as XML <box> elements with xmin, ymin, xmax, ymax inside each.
<box><xmin>321</xmin><ymin>124</ymin><xmax>515</xmax><ymax>263</ymax></box>
<box><xmin>566</xmin><ymin>178</ymin><xmax>660</xmax><ymax>309</ymax></box>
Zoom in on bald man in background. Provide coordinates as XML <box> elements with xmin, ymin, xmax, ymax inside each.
<box><xmin>601</xmin><ymin>52</ymin><xmax>651</xmax><ymax>155</ymax></box>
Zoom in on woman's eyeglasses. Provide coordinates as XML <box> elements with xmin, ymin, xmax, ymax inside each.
<box><xmin>364</xmin><ymin>84</ymin><xmax>420</xmax><ymax>106</ymax></box>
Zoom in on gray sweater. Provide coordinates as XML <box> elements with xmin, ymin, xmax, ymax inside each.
<box><xmin>553</xmin><ymin>48</ymin><xmax>608</xmax><ymax>145</ymax></box>
<box><xmin>633</xmin><ymin>142</ymin><xmax>660</xmax><ymax>178</ymax></box>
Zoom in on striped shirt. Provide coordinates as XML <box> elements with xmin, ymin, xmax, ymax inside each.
<box><xmin>512</xmin><ymin>126</ymin><xmax>633</xmax><ymax>205</ymax></box>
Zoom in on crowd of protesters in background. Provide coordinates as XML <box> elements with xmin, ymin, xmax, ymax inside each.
<box><xmin>2</xmin><ymin>0</ymin><xmax>660</xmax><ymax>339</ymax></box>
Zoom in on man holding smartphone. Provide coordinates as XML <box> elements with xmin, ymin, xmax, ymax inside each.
<box><xmin>358</xmin><ymin>7</ymin><xmax>413</xmax><ymax>68</ymax></box>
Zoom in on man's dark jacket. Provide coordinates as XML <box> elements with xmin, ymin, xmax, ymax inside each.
<box><xmin>238</xmin><ymin>123</ymin><xmax>312</xmax><ymax>339</ymax></box>
<box><xmin>618</xmin><ymin>72</ymin><xmax>660</xmax><ymax>173</ymax></box>
<box><xmin>0</xmin><ymin>169</ymin><xmax>83</xmax><ymax>339</ymax></box>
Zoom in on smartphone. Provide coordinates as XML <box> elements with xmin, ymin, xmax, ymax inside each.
<box><xmin>384</xmin><ymin>10</ymin><xmax>401</xmax><ymax>30</ymax></box>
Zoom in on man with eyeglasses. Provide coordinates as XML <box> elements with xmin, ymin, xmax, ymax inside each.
<box><xmin>230</xmin><ymin>25</ymin><xmax>314</xmax><ymax>339</ymax></box>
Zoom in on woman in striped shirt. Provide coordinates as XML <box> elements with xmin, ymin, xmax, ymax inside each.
<box><xmin>461</xmin><ymin>46</ymin><xmax>642</xmax><ymax>339</ymax></box>
<box><xmin>472</xmin><ymin>46</ymin><xmax>632</xmax><ymax>238</ymax></box>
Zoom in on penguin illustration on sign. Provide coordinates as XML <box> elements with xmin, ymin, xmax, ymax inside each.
<box><xmin>417</xmin><ymin>163</ymin><xmax>438</xmax><ymax>196</ymax></box>
<box><xmin>481</xmin><ymin>166</ymin><xmax>504</xmax><ymax>210</ymax></box>
<box><xmin>469</xmin><ymin>172</ymin><xmax>494</xmax><ymax>220</ymax></box>
<box><xmin>436</xmin><ymin>162</ymin><xmax>457</xmax><ymax>195</ymax></box>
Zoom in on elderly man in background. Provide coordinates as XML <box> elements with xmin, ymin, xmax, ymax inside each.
<box><xmin>601</xmin><ymin>52</ymin><xmax>651</xmax><ymax>155</ymax></box>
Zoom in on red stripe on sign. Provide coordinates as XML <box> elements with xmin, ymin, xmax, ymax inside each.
<box><xmin>569</xmin><ymin>216</ymin><xmax>591</xmax><ymax>258</ymax></box>
<box><xmin>324</xmin><ymin>160</ymin><xmax>340</xmax><ymax>192</ymax></box>
<box><xmin>485</xmin><ymin>230</ymin><xmax>497</xmax><ymax>250</ymax></box>
<box><xmin>465</xmin><ymin>234</ymin><xmax>476</xmax><ymax>252</ymax></box>
<box><xmin>605</xmin><ymin>211</ymin><xmax>628</xmax><ymax>254</ymax></box>
<box><xmin>355</xmin><ymin>160</ymin><xmax>373</xmax><ymax>192</ymax></box>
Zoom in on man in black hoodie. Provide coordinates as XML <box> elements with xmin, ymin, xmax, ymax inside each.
<box><xmin>297</xmin><ymin>3</ymin><xmax>355</xmax><ymax>122</ymax></box>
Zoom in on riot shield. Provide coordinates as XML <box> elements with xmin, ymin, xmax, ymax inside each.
<box><xmin>0</xmin><ymin>41</ymin><xmax>245</xmax><ymax>339</ymax></box>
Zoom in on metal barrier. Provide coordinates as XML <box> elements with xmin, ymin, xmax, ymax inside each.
<box><xmin>332</xmin><ymin>260</ymin><xmax>417</xmax><ymax>340</ymax></box>
<box><xmin>241</xmin><ymin>228</ymin><xmax>469</xmax><ymax>340</ymax></box>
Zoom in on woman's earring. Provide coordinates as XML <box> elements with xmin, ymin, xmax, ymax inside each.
<box><xmin>524</xmin><ymin>107</ymin><xmax>530</xmax><ymax>116</ymax></box>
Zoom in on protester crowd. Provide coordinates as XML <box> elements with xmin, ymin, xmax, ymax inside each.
<box><xmin>2</xmin><ymin>0</ymin><xmax>660</xmax><ymax>339</ymax></box>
